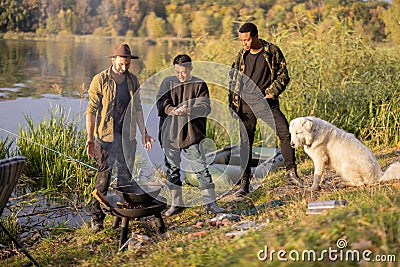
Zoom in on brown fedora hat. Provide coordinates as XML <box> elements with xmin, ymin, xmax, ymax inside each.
<box><xmin>106</xmin><ymin>43</ymin><xmax>139</xmax><ymax>59</ymax></box>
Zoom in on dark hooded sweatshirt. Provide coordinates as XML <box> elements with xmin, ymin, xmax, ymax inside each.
<box><xmin>156</xmin><ymin>75</ymin><xmax>211</xmax><ymax>149</ymax></box>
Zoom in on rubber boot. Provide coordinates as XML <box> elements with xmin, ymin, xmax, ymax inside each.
<box><xmin>201</xmin><ymin>184</ymin><xmax>227</xmax><ymax>214</ymax></box>
<box><xmin>164</xmin><ymin>186</ymin><xmax>184</xmax><ymax>217</ymax></box>
<box><xmin>236</xmin><ymin>173</ymin><xmax>251</xmax><ymax>196</ymax></box>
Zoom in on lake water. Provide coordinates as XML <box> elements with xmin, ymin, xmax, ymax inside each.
<box><xmin>0</xmin><ymin>38</ymin><xmax>188</xmax><ymax>135</ymax></box>
<box><xmin>0</xmin><ymin>38</ymin><xmax>196</xmax><ymax>167</ymax></box>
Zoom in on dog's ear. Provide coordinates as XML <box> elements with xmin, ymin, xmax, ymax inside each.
<box><xmin>303</xmin><ymin>118</ymin><xmax>314</xmax><ymax>146</ymax></box>
<box><xmin>303</xmin><ymin>118</ymin><xmax>313</xmax><ymax>133</ymax></box>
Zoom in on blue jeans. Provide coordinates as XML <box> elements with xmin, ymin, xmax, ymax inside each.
<box><xmin>163</xmin><ymin>144</ymin><xmax>212</xmax><ymax>189</ymax></box>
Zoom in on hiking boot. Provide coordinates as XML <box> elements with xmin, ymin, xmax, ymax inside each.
<box><xmin>91</xmin><ymin>219</ymin><xmax>104</xmax><ymax>233</ymax></box>
<box><xmin>286</xmin><ymin>168</ymin><xmax>307</xmax><ymax>187</ymax></box>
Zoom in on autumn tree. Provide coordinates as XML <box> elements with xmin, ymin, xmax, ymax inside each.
<box><xmin>168</xmin><ymin>13</ymin><xmax>190</xmax><ymax>38</ymax></box>
<box><xmin>382</xmin><ymin>0</ymin><xmax>400</xmax><ymax>43</ymax></box>
<box><xmin>190</xmin><ymin>11</ymin><xmax>218</xmax><ymax>38</ymax></box>
<box><xmin>0</xmin><ymin>0</ymin><xmax>39</xmax><ymax>32</ymax></box>
<box><xmin>140</xmin><ymin>12</ymin><xmax>167</xmax><ymax>38</ymax></box>
<box><xmin>74</xmin><ymin>0</ymin><xmax>99</xmax><ymax>34</ymax></box>
<box><xmin>123</xmin><ymin>0</ymin><xmax>148</xmax><ymax>34</ymax></box>
<box><xmin>58</xmin><ymin>9</ymin><xmax>77</xmax><ymax>34</ymax></box>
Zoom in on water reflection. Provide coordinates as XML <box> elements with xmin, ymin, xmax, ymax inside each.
<box><xmin>0</xmin><ymin>39</ymin><xmax>189</xmax><ymax>100</ymax></box>
<box><xmin>0</xmin><ymin>38</ymin><xmax>189</xmax><ymax>138</ymax></box>
<box><xmin>4</xmin><ymin>189</ymin><xmax>91</xmax><ymax>233</ymax></box>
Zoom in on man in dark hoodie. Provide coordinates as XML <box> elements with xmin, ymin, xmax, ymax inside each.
<box><xmin>157</xmin><ymin>54</ymin><xmax>226</xmax><ymax>216</ymax></box>
<box><xmin>229</xmin><ymin>22</ymin><xmax>305</xmax><ymax>196</ymax></box>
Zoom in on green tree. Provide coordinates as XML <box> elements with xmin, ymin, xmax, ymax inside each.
<box><xmin>0</xmin><ymin>0</ymin><xmax>37</xmax><ymax>32</ymax></box>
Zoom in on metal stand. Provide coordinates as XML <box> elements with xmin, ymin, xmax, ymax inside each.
<box><xmin>119</xmin><ymin>217</ymin><xmax>130</xmax><ymax>249</ymax></box>
<box><xmin>0</xmin><ymin>222</ymin><xmax>39</xmax><ymax>266</ymax></box>
<box><xmin>154</xmin><ymin>212</ymin><xmax>166</xmax><ymax>234</ymax></box>
<box><xmin>117</xmin><ymin>212</ymin><xmax>166</xmax><ymax>252</ymax></box>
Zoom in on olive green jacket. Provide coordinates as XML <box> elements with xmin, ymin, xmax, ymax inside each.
<box><xmin>229</xmin><ymin>39</ymin><xmax>290</xmax><ymax>112</ymax></box>
<box><xmin>86</xmin><ymin>66</ymin><xmax>143</xmax><ymax>142</ymax></box>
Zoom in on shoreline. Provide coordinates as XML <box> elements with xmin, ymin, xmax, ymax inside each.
<box><xmin>0</xmin><ymin>32</ymin><xmax>195</xmax><ymax>45</ymax></box>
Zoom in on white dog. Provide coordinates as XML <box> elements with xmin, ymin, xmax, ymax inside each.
<box><xmin>289</xmin><ymin>116</ymin><xmax>400</xmax><ymax>191</ymax></box>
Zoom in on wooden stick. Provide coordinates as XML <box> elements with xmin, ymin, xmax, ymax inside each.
<box><xmin>92</xmin><ymin>189</ymin><xmax>114</xmax><ymax>208</ymax></box>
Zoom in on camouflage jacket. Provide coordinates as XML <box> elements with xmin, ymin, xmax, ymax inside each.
<box><xmin>228</xmin><ymin>39</ymin><xmax>290</xmax><ymax>112</ymax></box>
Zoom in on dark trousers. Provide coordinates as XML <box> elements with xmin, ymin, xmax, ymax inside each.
<box><xmin>91</xmin><ymin>136</ymin><xmax>137</xmax><ymax>222</ymax></box>
<box><xmin>238</xmin><ymin>98</ymin><xmax>296</xmax><ymax>177</ymax></box>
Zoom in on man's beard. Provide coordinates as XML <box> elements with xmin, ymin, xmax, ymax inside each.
<box><xmin>113</xmin><ymin>64</ymin><xmax>126</xmax><ymax>74</ymax></box>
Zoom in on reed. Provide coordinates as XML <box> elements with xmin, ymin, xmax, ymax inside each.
<box><xmin>16</xmin><ymin>105</ymin><xmax>96</xmax><ymax>198</ymax></box>
<box><xmin>191</xmin><ymin>19</ymin><xmax>400</xmax><ymax>148</ymax></box>
<box><xmin>0</xmin><ymin>215</ymin><xmax>20</xmax><ymax>249</ymax></box>
<box><xmin>283</xmin><ymin>18</ymin><xmax>400</xmax><ymax>147</ymax></box>
<box><xmin>0</xmin><ymin>136</ymin><xmax>15</xmax><ymax>159</ymax></box>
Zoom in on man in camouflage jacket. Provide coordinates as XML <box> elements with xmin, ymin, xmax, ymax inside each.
<box><xmin>229</xmin><ymin>22</ymin><xmax>305</xmax><ymax>196</ymax></box>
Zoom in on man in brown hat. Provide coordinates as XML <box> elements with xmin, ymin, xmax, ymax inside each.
<box><xmin>85</xmin><ymin>43</ymin><xmax>154</xmax><ymax>232</ymax></box>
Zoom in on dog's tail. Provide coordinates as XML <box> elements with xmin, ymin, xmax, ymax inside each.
<box><xmin>379</xmin><ymin>162</ymin><xmax>400</xmax><ymax>182</ymax></box>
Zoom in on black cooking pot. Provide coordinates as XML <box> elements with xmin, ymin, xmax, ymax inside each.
<box><xmin>114</xmin><ymin>181</ymin><xmax>163</xmax><ymax>204</ymax></box>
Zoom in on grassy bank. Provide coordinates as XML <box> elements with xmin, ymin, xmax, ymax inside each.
<box><xmin>3</xmin><ymin>147</ymin><xmax>399</xmax><ymax>266</ymax></box>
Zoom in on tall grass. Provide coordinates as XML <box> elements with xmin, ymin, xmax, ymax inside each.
<box><xmin>0</xmin><ymin>215</ymin><xmax>21</xmax><ymax>250</ymax></box>
<box><xmin>0</xmin><ymin>136</ymin><xmax>14</xmax><ymax>159</ymax></box>
<box><xmin>16</xmin><ymin>105</ymin><xmax>96</xmax><ymax>198</ymax></box>
<box><xmin>284</xmin><ymin>18</ymin><xmax>400</xmax><ymax>147</ymax></box>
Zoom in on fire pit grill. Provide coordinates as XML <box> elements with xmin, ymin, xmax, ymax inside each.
<box><xmin>114</xmin><ymin>181</ymin><xmax>163</xmax><ymax>205</ymax></box>
<box><xmin>92</xmin><ymin>182</ymin><xmax>166</xmax><ymax>251</ymax></box>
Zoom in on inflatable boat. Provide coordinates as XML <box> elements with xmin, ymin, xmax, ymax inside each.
<box><xmin>184</xmin><ymin>145</ymin><xmax>284</xmax><ymax>187</ymax></box>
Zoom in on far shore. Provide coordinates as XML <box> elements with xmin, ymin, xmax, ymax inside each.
<box><xmin>0</xmin><ymin>32</ymin><xmax>195</xmax><ymax>45</ymax></box>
